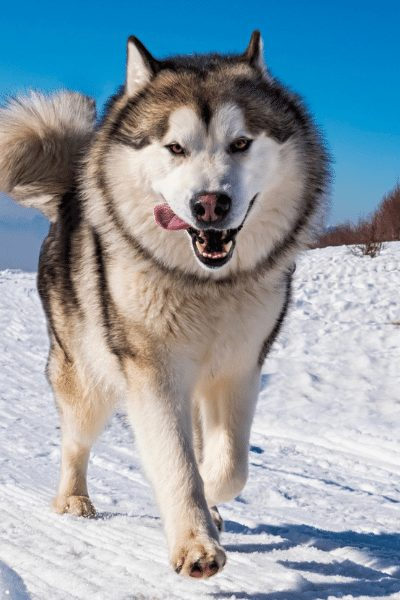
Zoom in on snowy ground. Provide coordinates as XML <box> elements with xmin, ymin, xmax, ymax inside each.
<box><xmin>0</xmin><ymin>243</ymin><xmax>399</xmax><ymax>600</ymax></box>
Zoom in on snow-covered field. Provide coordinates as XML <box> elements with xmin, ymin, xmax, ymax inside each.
<box><xmin>0</xmin><ymin>244</ymin><xmax>399</xmax><ymax>600</ymax></box>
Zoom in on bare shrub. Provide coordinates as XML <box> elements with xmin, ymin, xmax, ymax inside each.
<box><xmin>350</xmin><ymin>240</ymin><xmax>383</xmax><ymax>257</ymax></box>
<box><xmin>349</xmin><ymin>220</ymin><xmax>384</xmax><ymax>258</ymax></box>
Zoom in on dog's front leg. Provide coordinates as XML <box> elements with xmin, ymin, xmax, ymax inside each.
<box><xmin>124</xmin><ymin>361</ymin><xmax>226</xmax><ymax>578</ymax></box>
<box><xmin>198</xmin><ymin>368</ymin><xmax>260</xmax><ymax>508</ymax></box>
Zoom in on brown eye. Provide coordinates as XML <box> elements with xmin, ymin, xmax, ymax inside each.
<box><xmin>229</xmin><ymin>137</ymin><xmax>252</xmax><ymax>153</ymax></box>
<box><xmin>166</xmin><ymin>143</ymin><xmax>186</xmax><ymax>156</ymax></box>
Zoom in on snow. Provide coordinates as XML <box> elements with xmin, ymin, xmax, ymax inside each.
<box><xmin>0</xmin><ymin>243</ymin><xmax>399</xmax><ymax>600</ymax></box>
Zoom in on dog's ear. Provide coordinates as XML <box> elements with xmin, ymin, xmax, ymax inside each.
<box><xmin>244</xmin><ymin>31</ymin><xmax>267</xmax><ymax>74</ymax></box>
<box><xmin>126</xmin><ymin>36</ymin><xmax>159</xmax><ymax>96</ymax></box>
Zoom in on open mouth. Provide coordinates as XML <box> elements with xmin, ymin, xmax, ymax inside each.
<box><xmin>187</xmin><ymin>227</ymin><xmax>238</xmax><ymax>268</ymax></box>
<box><xmin>153</xmin><ymin>198</ymin><xmax>256</xmax><ymax>269</ymax></box>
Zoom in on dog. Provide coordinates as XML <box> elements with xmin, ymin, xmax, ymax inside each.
<box><xmin>0</xmin><ymin>31</ymin><xmax>328</xmax><ymax>578</ymax></box>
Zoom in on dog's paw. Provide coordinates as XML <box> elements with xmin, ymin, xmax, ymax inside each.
<box><xmin>172</xmin><ymin>534</ymin><xmax>226</xmax><ymax>578</ymax></box>
<box><xmin>210</xmin><ymin>506</ymin><xmax>224</xmax><ymax>532</ymax></box>
<box><xmin>52</xmin><ymin>495</ymin><xmax>96</xmax><ymax>518</ymax></box>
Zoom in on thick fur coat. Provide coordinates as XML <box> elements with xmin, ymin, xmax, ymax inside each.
<box><xmin>0</xmin><ymin>32</ymin><xmax>328</xmax><ymax>578</ymax></box>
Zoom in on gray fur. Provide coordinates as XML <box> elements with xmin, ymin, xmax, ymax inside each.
<box><xmin>0</xmin><ymin>33</ymin><xmax>329</xmax><ymax>579</ymax></box>
<box><xmin>0</xmin><ymin>91</ymin><xmax>95</xmax><ymax>221</ymax></box>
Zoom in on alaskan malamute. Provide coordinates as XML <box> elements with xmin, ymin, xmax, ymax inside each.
<box><xmin>0</xmin><ymin>32</ymin><xmax>328</xmax><ymax>578</ymax></box>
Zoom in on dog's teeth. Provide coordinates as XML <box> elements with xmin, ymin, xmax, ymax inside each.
<box><xmin>196</xmin><ymin>240</ymin><xmax>205</xmax><ymax>253</ymax></box>
<box><xmin>223</xmin><ymin>240</ymin><xmax>233</xmax><ymax>253</ymax></box>
<box><xmin>202</xmin><ymin>251</ymin><xmax>228</xmax><ymax>259</ymax></box>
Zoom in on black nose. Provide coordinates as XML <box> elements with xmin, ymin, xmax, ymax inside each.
<box><xmin>191</xmin><ymin>193</ymin><xmax>231</xmax><ymax>224</ymax></box>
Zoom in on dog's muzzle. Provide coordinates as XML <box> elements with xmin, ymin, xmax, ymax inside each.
<box><xmin>153</xmin><ymin>196</ymin><xmax>257</xmax><ymax>269</ymax></box>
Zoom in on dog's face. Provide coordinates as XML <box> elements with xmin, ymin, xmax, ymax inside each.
<box><xmin>144</xmin><ymin>101</ymin><xmax>285</xmax><ymax>269</ymax></box>
<box><xmin>100</xmin><ymin>33</ymin><xmax>323</xmax><ymax>277</ymax></box>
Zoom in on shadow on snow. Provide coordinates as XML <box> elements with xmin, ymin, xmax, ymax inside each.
<box><xmin>220</xmin><ymin>520</ymin><xmax>400</xmax><ymax>599</ymax></box>
<box><xmin>0</xmin><ymin>561</ymin><xmax>31</xmax><ymax>600</ymax></box>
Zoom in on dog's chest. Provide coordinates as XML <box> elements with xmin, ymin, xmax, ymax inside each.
<box><xmin>109</xmin><ymin>265</ymin><xmax>280</xmax><ymax>373</ymax></box>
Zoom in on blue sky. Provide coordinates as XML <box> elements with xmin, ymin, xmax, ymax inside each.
<box><xmin>0</xmin><ymin>0</ymin><xmax>399</xmax><ymax>269</ymax></box>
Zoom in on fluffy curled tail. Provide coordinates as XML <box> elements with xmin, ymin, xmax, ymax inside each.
<box><xmin>0</xmin><ymin>91</ymin><xmax>95</xmax><ymax>221</ymax></box>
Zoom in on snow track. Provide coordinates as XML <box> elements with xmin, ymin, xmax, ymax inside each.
<box><xmin>1</xmin><ymin>245</ymin><xmax>399</xmax><ymax>599</ymax></box>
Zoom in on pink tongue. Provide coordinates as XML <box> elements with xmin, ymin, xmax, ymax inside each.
<box><xmin>153</xmin><ymin>203</ymin><xmax>189</xmax><ymax>231</ymax></box>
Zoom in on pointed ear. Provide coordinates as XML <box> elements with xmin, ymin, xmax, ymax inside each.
<box><xmin>244</xmin><ymin>30</ymin><xmax>267</xmax><ymax>74</ymax></box>
<box><xmin>126</xmin><ymin>36</ymin><xmax>159</xmax><ymax>96</ymax></box>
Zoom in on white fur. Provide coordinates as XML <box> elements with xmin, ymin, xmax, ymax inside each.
<box><xmin>255</xmin><ymin>35</ymin><xmax>269</xmax><ymax>78</ymax></box>
<box><xmin>0</xmin><ymin>91</ymin><xmax>95</xmax><ymax>221</ymax></box>
<box><xmin>52</xmin><ymin>212</ymin><xmax>288</xmax><ymax>573</ymax></box>
<box><xmin>152</xmin><ymin>103</ymin><xmax>280</xmax><ymax>229</ymax></box>
<box><xmin>126</xmin><ymin>40</ymin><xmax>152</xmax><ymax>96</ymax></box>
<box><xmin>1</xmin><ymin>37</ymin><xmax>324</xmax><ymax>580</ymax></box>
<box><xmin>96</xmin><ymin>102</ymin><xmax>303</xmax><ymax>279</ymax></box>
<box><xmin>74</xmin><ymin>96</ymin><xmax>308</xmax><ymax>573</ymax></box>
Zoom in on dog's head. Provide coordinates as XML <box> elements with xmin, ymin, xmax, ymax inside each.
<box><xmin>96</xmin><ymin>33</ymin><xmax>327</xmax><ymax>277</ymax></box>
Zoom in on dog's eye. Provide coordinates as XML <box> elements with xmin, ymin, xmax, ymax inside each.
<box><xmin>229</xmin><ymin>138</ymin><xmax>252</xmax><ymax>153</ymax></box>
<box><xmin>166</xmin><ymin>143</ymin><xmax>186</xmax><ymax>156</ymax></box>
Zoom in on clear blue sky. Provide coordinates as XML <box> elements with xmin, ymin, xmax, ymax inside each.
<box><xmin>0</xmin><ymin>0</ymin><xmax>399</xmax><ymax>269</ymax></box>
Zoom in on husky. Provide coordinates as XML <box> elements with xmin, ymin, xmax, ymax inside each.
<box><xmin>0</xmin><ymin>32</ymin><xmax>328</xmax><ymax>578</ymax></box>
